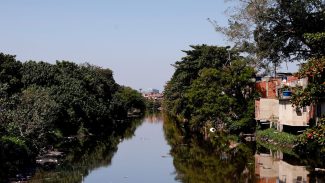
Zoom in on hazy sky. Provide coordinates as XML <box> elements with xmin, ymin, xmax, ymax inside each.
<box><xmin>0</xmin><ymin>0</ymin><xmax>296</xmax><ymax>91</ymax></box>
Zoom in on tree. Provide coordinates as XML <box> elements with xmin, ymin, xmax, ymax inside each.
<box><xmin>0</xmin><ymin>53</ymin><xmax>146</xmax><ymax>151</ymax></box>
<box><xmin>0</xmin><ymin>53</ymin><xmax>22</xmax><ymax>96</ymax></box>
<box><xmin>254</xmin><ymin>0</ymin><xmax>325</xmax><ymax>62</ymax></box>
<box><xmin>164</xmin><ymin>45</ymin><xmax>256</xmax><ymax>134</ymax></box>
<box><xmin>214</xmin><ymin>0</ymin><xmax>325</xmax><ymax>73</ymax></box>
<box><xmin>185</xmin><ymin>60</ymin><xmax>256</xmax><ymax>133</ymax></box>
<box><xmin>21</xmin><ymin>61</ymin><xmax>58</xmax><ymax>87</ymax></box>
<box><xmin>4</xmin><ymin>86</ymin><xmax>59</xmax><ymax>149</ymax></box>
<box><xmin>110</xmin><ymin>86</ymin><xmax>146</xmax><ymax>119</ymax></box>
<box><xmin>164</xmin><ymin>45</ymin><xmax>238</xmax><ymax>119</ymax></box>
<box><xmin>291</xmin><ymin>57</ymin><xmax>325</xmax><ymax>107</ymax></box>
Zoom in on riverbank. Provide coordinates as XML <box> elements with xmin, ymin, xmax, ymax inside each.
<box><xmin>256</xmin><ymin>128</ymin><xmax>297</xmax><ymax>148</ymax></box>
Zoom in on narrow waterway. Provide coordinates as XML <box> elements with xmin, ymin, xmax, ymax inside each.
<box><xmin>7</xmin><ymin>114</ymin><xmax>325</xmax><ymax>182</ymax></box>
<box><xmin>84</xmin><ymin>114</ymin><xmax>180</xmax><ymax>183</ymax></box>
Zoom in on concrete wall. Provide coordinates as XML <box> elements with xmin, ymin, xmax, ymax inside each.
<box><xmin>256</xmin><ymin>98</ymin><xmax>279</xmax><ymax>121</ymax></box>
<box><xmin>278</xmin><ymin>100</ymin><xmax>310</xmax><ymax>126</ymax></box>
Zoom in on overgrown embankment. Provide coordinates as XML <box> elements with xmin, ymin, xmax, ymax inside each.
<box><xmin>256</xmin><ymin>128</ymin><xmax>298</xmax><ymax>155</ymax></box>
<box><xmin>0</xmin><ymin>53</ymin><xmax>146</xmax><ymax>180</ymax></box>
<box><xmin>256</xmin><ymin>128</ymin><xmax>297</xmax><ymax>147</ymax></box>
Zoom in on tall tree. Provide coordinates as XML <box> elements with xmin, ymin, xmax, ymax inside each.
<box><xmin>164</xmin><ymin>45</ymin><xmax>237</xmax><ymax>119</ymax></box>
<box><xmin>214</xmin><ymin>0</ymin><xmax>325</xmax><ymax>72</ymax></box>
<box><xmin>0</xmin><ymin>53</ymin><xmax>22</xmax><ymax>96</ymax></box>
<box><xmin>164</xmin><ymin>45</ymin><xmax>256</xmax><ymax>134</ymax></box>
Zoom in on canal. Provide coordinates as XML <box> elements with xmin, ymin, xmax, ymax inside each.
<box><xmin>83</xmin><ymin>114</ymin><xmax>178</xmax><ymax>183</ymax></box>
<box><xmin>8</xmin><ymin>113</ymin><xmax>325</xmax><ymax>182</ymax></box>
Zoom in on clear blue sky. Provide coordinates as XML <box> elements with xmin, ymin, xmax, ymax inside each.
<box><xmin>0</xmin><ymin>0</ymin><xmax>296</xmax><ymax>91</ymax></box>
<box><xmin>0</xmin><ymin>0</ymin><xmax>231</xmax><ymax>91</ymax></box>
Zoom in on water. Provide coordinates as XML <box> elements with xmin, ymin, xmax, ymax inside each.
<box><xmin>3</xmin><ymin>114</ymin><xmax>325</xmax><ymax>182</ymax></box>
<box><xmin>84</xmin><ymin>114</ymin><xmax>179</xmax><ymax>183</ymax></box>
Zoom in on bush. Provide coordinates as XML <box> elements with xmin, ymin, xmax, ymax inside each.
<box><xmin>256</xmin><ymin>128</ymin><xmax>297</xmax><ymax>146</ymax></box>
<box><xmin>296</xmin><ymin>118</ymin><xmax>325</xmax><ymax>153</ymax></box>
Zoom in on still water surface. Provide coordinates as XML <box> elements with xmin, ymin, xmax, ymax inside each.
<box><xmin>22</xmin><ymin>114</ymin><xmax>325</xmax><ymax>182</ymax></box>
<box><xmin>84</xmin><ymin>115</ymin><xmax>179</xmax><ymax>183</ymax></box>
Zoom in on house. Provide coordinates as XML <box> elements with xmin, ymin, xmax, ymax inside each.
<box><xmin>255</xmin><ymin>73</ymin><xmax>313</xmax><ymax>132</ymax></box>
<box><xmin>255</xmin><ymin>77</ymin><xmax>281</xmax><ymax>128</ymax></box>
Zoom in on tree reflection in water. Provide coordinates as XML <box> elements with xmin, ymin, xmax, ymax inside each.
<box><xmin>163</xmin><ymin>113</ymin><xmax>325</xmax><ymax>183</ymax></box>
<box><xmin>163</xmin><ymin>114</ymin><xmax>256</xmax><ymax>183</ymax></box>
<box><xmin>12</xmin><ymin>117</ymin><xmax>144</xmax><ymax>183</ymax></box>
<box><xmin>2</xmin><ymin>114</ymin><xmax>325</xmax><ymax>182</ymax></box>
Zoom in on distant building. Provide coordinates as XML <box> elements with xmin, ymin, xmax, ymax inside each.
<box><xmin>143</xmin><ymin>88</ymin><xmax>160</xmax><ymax>94</ymax></box>
<box><xmin>142</xmin><ymin>88</ymin><xmax>163</xmax><ymax>101</ymax></box>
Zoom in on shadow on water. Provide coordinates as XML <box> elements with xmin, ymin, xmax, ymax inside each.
<box><xmin>0</xmin><ymin>117</ymin><xmax>144</xmax><ymax>183</ymax></box>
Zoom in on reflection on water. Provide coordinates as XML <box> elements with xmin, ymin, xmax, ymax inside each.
<box><xmin>163</xmin><ymin>114</ymin><xmax>256</xmax><ymax>183</ymax></box>
<box><xmin>2</xmin><ymin>113</ymin><xmax>325</xmax><ymax>182</ymax></box>
<box><xmin>83</xmin><ymin>113</ymin><xmax>178</xmax><ymax>183</ymax></box>
<box><xmin>23</xmin><ymin>117</ymin><xmax>144</xmax><ymax>183</ymax></box>
<box><xmin>255</xmin><ymin>151</ymin><xmax>309</xmax><ymax>183</ymax></box>
<box><xmin>255</xmin><ymin>148</ymin><xmax>325</xmax><ymax>183</ymax></box>
<box><xmin>164</xmin><ymin>114</ymin><xmax>325</xmax><ymax>183</ymax></box>
<box><xmin>146</xmin><ymin>113</ymin><xmax>163</xmax><ymax>124</ymax></box>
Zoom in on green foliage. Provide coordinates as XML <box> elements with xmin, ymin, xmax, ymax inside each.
<box><xmin>164</xmin><ymin>45</ymin><xmax>256</xmax><ymax>134</ymax></box>
<box><xmin>253</xmin><ymin>0</ymin><xmax>325</xmax><ymax>63</ymax></box>
<box><xmin>0</xmin><ymin>136</ymin><xmax>33</xmax><ymax>180</ymax></box>
<box><xmin>0</xmin><ymin>53</ymin><xmax>22</xmax><ymax>96</ymax></box>
<box><xmin>296</xmin><ymin>118</ymin><xmax>325</xmax><ymax>153</ymax></box>
<box><xmin>292</xmin><ymin>57</ymin><xmax>325</xmax><ymax>107</ymax></box>
<box><xmin>110</xmin><ymin>86</ymin><xmax>146</xmax><ymax>119</ymax></box>
<box><xmin>164</xmin><ymin>45</ymin><xmax>235</xmax><ymax>116</ymax></box>
<box><xmin>256</xmin><ymin>140</ymin><xmax>297</xmax><ymax>156</ymax></box>
<box><xmin>217</xmin><ymin>0</ymin><xmax>325</xmax><ymax>74</ymax></box>
<box><xmin>145</xmin><ymin>99</ymin><xmax>161</xmax><ymax>112</ymax></box>
<box><xmin>21</xmin><ymin>61</ymin><xmax>58</xmax><ymax>87</ymax></box>
<box><xmin>0</xmin><ymin>53</ymin><xmax>146</xmax><ymax>156</ymax></box>
<box><xmin>4</xmin><ymin>86</ymin><xmax>59</xmax><ymax>149</ymax></box>
<box><xmin>256</xmin><ymin>128</ymin><xmax>297</xmax><ymax>146</ymax></box>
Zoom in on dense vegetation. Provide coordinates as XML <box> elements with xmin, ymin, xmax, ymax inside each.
<box><xmin>0</xmin><ymin>53</ymin><xmax>146</xmax><ymax>179</ymax></box>
<box><xmin>163</xmin><ymin>45</ymin><xmax>256</xmax><ymax>136</ymax></box>
<box><xmin>256</xmin><ymin>128</ymin><xmax>297</xmax><ymax>147</ymax></box>
<box><xmin>296</xmin><ymin>118</ymin><xmax>325</xmax><ymax>153</ymax></box>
